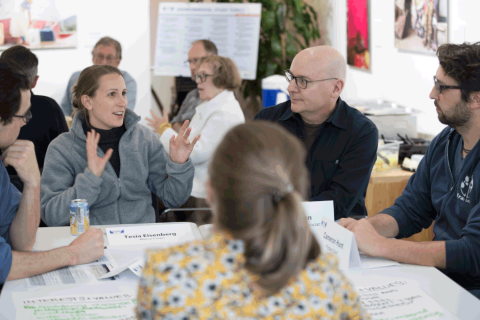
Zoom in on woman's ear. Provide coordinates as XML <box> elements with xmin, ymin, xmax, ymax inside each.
<box><xmin>81</xmin><ymin>95</ymin><xmax>93</xmax><ymax>111</ymax></box>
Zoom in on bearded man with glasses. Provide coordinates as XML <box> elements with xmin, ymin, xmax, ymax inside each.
<box><xmin>255</xmin><ymin>45</ymin><xmax>378</xmax><ymax>220</ymax></box>
<box><xmin>339</xmin><ymin>42</ymin><xmax>480</xmax><ymax>299</ymax></box>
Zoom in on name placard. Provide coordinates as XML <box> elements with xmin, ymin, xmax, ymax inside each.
<box><xmin>316</xmin><ymin>217</ymin><xmax>361</xmax><ymax>270</ymax></box>
<box><xmin>106</xmin><ymin>224</ymin><xmax>195</xmax><ymax>246</ymax></box>
<box><xmin>302</xmin><ymin>200</ymin><xmax>335</xmax><ymax>228</ymax></box>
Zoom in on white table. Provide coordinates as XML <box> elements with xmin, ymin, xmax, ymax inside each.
<box><xmin>1</xmin><ymin>224</ymin><xmax>480</xmax><ymax>320</ymax></box>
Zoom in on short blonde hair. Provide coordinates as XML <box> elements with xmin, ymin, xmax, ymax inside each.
<box><xmin>199</xmin><ymin>56</ymin><xmax>241</xmax><ymax>90</ymax></box>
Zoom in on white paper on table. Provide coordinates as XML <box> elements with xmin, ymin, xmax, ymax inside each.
<box><xmin>316</xmin><ymin>217</ymin><xmax>361</xmax><ymax>270</ymax></box>
<box><xmin>357</xmin><ymin>280</ymin><xmax>455</xmax><ymax>320</ymax></box>
<box><xmin>78</xmin><ymin>250</ymin><xmax>115</xmax><ymax>266</ymax></box>
<box><xmin>128</xmin><ymin>258</ymin><xmax>146</xmax><ymax>277</ymax></box>
<box><xmin>355</xmin><ymin>253</ymin><xmax>400</xmax><ymax>270</ymax></box>
<box><xmin>25</xmin><ymin>261</ymin><xmax>119</xmax><ymax>287</ymax></box>
<box><xmin>14</xmin><ymin>292</ymin><xmax>137</xmax><ymax>320</ymax></box>
<box><xmin>106</xmin><ymin>224</ymin><xmax>196</xmax><ymax>246</ymax></box>
<box><xmin>97</xmin><ymin>256</ymin><xmax>140</xmax><ymax>280</ymax></box>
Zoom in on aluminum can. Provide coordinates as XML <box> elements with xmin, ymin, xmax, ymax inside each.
<box><xmin>70</xmin><ymin>199</ymin><xmax>90</xmax><ymax>236</ymax></box>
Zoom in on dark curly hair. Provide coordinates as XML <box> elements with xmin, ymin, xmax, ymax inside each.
<box><xmin>0</xmin><ymin>59</ymin><xmax>30</xmax><ymax>125</ymax></box>
<box><xmin>437</xmin><ymin>42</ymin><xmax>480</xmax><ymax>102</ymax></box>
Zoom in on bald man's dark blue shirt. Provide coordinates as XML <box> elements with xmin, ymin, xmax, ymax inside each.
<box><xmin>255</xmin><ymin>97</ymin><xmax>378</xmax><ymax>219</ymax></box>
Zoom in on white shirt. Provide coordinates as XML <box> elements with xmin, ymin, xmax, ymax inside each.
<box><xmin>160</xmin><ymin>90</ymin><xmax>245</xmax><ymax>198</ymax></box>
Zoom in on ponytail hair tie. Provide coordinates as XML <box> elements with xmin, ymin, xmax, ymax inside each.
<box><xmin>271</xmin><ymin>183</ymin><xmax>294</xmax><ymax>204</ymax></box>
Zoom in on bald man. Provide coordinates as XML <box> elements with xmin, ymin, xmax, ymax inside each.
<box><xmin>255</xmin><ymin>46</ymin><xmax>378</xmax><ymax>219</ymax></box>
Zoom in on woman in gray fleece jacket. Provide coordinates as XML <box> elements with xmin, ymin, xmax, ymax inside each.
<box><xmin>41</xmin><ymin>65</ymin><xmax>199</xmax><ymax>226</ymax></box>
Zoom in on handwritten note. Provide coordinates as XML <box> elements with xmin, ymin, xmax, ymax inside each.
<box><xmin>15</xmin><ymin>293</ymin><xmax>137</xmax><ymax>320</ymax></box>
<box><xmin>358</xmin><ymin>281</ymin><xmax>453</xmax><ymax>320</ymax></box>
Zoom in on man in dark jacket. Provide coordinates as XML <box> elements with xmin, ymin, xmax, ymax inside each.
<box><xmin>255</xmin><ymin>46</ymin><xmax>378</xmax><ymax>220</ymax></box>
<box><xmin>340</xmin><ymin>42</ymin><xmax>480</xmax><ymax>299</ymax></box>
<box><xmin>1</xmin><ymin>46</ymin><xmax>68</xmax><ymax>192</ymax></box>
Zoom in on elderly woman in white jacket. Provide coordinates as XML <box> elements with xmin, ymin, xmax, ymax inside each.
<box><xmin>147</xmin><ymin>56</ymin><xmax>245</xmax><ymax>206</ymax></box>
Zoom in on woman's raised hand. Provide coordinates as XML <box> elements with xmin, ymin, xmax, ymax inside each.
<box><xmin>168</xmin><ymin>120</ymin><xmax>200</xmax><ymax>164</ymax></box>
<box><xmin>86</xmin><ymin>129</ymin><xmax>113</xmax><ymax>177</ymax></box>
<box><xmin>146</xmin><ymin>109</ymin><xmax>169</xmax><ymax>133</ymax></box>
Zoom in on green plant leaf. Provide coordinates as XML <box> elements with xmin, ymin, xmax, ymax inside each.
<box><xmin>294</xmin><ymin>16</ymin><xmax>305</xmax><ymax>29</ymax></box>
<box><xmin>286</xmin><ymin>42</ymin><xmax>297</xmax><ymax>57</ymax></box>
<box><xmin>271</xmin><ymin>35</ymin><xmax>282</xmax><ymax>57</ymax></box>
<box><xmin>292</xmin><ymin>0</ymin><xmax>302</xmax><ymax>13</ymax></box>
<box><xmin>266</xmin><ymin>62</ymin><xmax>278</xmax><ymax>76</ymax></box>
<box><xmin>262</xmin><ymin>11</ymin><xmax>276</xmax><ymax>31</ymax></box>
<box><xmin>307</xmin><ymin>5</ymin><xmax>318</xmax><ymax>21</ymax></box>
<box><xmin>276</xmin><ymin>4</ymin><xmax>285</xmax><ymax>30</ymax></box>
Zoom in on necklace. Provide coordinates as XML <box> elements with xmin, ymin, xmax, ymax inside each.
<box><xmin>463</xmin><ymin>141</ymin><xmax>472</xmax><ymax>154</ymax></box>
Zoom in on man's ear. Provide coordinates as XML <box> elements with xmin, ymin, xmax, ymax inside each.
<box><xmin>31</xmin><ymin>75</ymin><xmax>39</xmax><ymax>89</ymax></box>
<box><xmin>81</xmin><ymin>95</ymin><xmax>93</xmax><ymax>111</ymax></box>
<box><xmin>332</xmin><ymin>79</ymin><xmax>345</xmax><ymax>98</ymax></box>
<box><xmin>470</xmin><ymin>92</ymin><xmax>480</xmax><ymax>110</ymax></box>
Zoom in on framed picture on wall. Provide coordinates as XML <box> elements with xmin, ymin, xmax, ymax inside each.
<box><xmin>347</xmin><ymin>0</ymin><xmax>370</xmax><ymax>71</ymax></box>
<box><xmin>394</xmin><ymin>0</ymin><xmax>448</xmax><ymax>54</ymax></box>
<box><xmin>0</xmin><ymin>0</ymin><xmax>77</xmax><ymax>50</ymax></box>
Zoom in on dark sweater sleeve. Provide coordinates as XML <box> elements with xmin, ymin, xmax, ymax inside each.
<box><xmin>445</xmin><ymin>203</ymin><xmax>480</xmax><ymax>276</ymax></box>
<box><xmin>311</xmin><ymin>123</ymin><xmax>378</xmax><ymax>220</ymax></box>
<box><xmin>381</xmin><ymin>137</ymin><xmax>439</xmax><ymax>238</ymax></box>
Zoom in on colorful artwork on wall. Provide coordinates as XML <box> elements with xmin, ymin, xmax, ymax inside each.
<box><xmin>395</xmin><ymin>0</ymin><xmax>448</xmax><ymax>54</ymax></box>
<box><xmin>347</xmin><ymin>0</ymin><xmax>370</xmax><ymax>71</ymax></box>
<box><xmin>0</xmin><ymin>0</ymin><xmax>77</xmax><ymax>50</ymax></box>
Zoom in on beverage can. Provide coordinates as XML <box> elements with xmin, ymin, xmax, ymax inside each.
<box><xmin>70</xmin><ymin>199</ymin><xmax>90</xmax><ymax>236</ymax></box>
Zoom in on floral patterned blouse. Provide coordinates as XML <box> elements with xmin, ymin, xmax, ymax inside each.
<box><xmin>137</xmin><ymin>232</ymin><xmax>370</xmax><ymax>320</ymax></box>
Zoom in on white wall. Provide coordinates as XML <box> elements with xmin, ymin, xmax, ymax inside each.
<box><xmin>31</xmin><ymin>0</ymin><xmax>151</xmax><ymax>123</ymax></box>
<box><xmin>330</xmin><ymin>0</ymin><xmax>480</xmax><ymax>136</ymax></box>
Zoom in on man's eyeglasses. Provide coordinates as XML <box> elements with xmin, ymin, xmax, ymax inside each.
<box><xmin>194</xmin><ymin>73</ymin><xmax>214</xmax><ymax>83</ymax></box>
<box><xmin>12</xmin><ymin>109</ymin><xmax>32</xmax><ymax>124</ymax></box>
<box><xmin>285</xmin><ymin>69</ymin><xmax>338</xmax><ymax>89</ymax></box>
<box><xmin>433</xmin><ymin>76</ymin><xmax>462</xmax><ymax>94</ymax></box>
<box><xmin>93</xmin><ymin>54</ymin><xmax>116</xmax><ymax>63</ymax></box>
<box><xmin>185</xmin><ymin>58</ymin><xmax>202</xmax><ymax>66</ymax></box>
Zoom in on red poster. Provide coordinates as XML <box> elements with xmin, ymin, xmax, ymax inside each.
<box><xmin>347</xmin><ymin>0</ymin><xmax>370</xmax><ymax>70</ymax></box>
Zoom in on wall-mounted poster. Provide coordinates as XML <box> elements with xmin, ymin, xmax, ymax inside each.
<box><xmin>0</xmin><ymin>0</ymin><xmax>77</xmax><ymax>50</ymax></box>
<box><xmin>347</xmin><ymin>0</ymin><xmax>370</xmax><ymax>71</ymax></box>
<box><xmin>395</xmin><ymin>0</ymin><xmax>448</xmax><ymax>54</ymax></box>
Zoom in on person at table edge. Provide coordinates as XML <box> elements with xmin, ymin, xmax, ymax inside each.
<box><xmin>255</xmin><ymin>45</ymin><xmax>378</xmax><ymax>220</ymax></box>
<box><xmin>0</xmin><ymin>59</ymin><xmax>105</xmax><ymax>286</ymax></box>
<box><xmin>340</xmin><ymin>42</ymin><xmax>480</xmax><ymax>299</ymax></box>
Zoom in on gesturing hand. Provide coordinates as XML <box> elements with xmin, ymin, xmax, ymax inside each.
<box><xmin>146</xmin><ymin>109</ymin><xmax>169</xmax><ymax>133</ymax></box>
<box><xmin>86</xmin><ymin>129</ymin><xmax>113</xmax><ymax>177</ymax></box>
<box><xmin>169</xmin><ymin>120</ymin><xmax>200</xmax><ymax>164</ymax></box>
<box><xmin>2</xmin><ymin>140</ymin><xmax>41</xmax><ymax>188</ymax></box>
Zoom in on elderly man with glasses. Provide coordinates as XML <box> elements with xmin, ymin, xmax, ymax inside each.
<box><xmin>60</xmin><ymin>36</ymin><xmax>137</xmax><ymax>116</ymax></box>
<box><xmin>340</xmin><ymin>42</ymin><xmax>480</xmax><ymax>299</ymax></box>
<box><xmin>255</xmin><ymin>45</ymin><xmax>378</xmax><ymax>220</ymax></box>
<box><xmin>146</xmin><ymin>39</ymin><xmax>218</xmax><ymax>133</ymax></box>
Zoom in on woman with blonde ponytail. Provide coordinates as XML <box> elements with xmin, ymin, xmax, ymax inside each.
<box><xmin>137</xmin><ymin>122</ymin><xmax>369</xmax><ymax>319</ymax></box>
